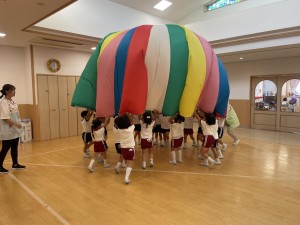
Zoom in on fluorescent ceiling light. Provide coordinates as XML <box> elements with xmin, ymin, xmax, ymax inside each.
<box><xmin>154</xmin><ymin>0</ymin><xmax>172</xmax><ymax>11</ymax></box>
<box><xmin>240</xmin><ymin>57</ymin><xmax>244</xmax><ymax>60</ymax></box>
<box><xmin>0</xmin><ymin>32</ymin><xmax>6</xmax><ymax>37</ymax></box>
<box><xmin>91</xmin><ymin>47</ymin><xmax>96</xmax><ymax>50</ymax></box>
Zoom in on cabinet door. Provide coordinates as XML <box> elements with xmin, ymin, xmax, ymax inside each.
<box><xmin>58</xmin><ymin>76</ymin><xmax>69</xmax><ymax>138</ymax></box>
<box><xmin>48</xmin><ymin>76</ymin><xmax>60</xmax><ymax>139</ymax></box>
<box><xmin>67</xmin><ymin>76</ymin><xmax>78</xmax><ymax>136</ymax></box>
<box><xmin>37</xmin><ymin>75</ymin><xmax>50</xmax><ymax>140</ymax></box>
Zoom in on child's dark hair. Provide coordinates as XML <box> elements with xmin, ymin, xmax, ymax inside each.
<box><xmin>0</xmin><ymin>84</ymin><xmax>15</xmax><ymax>99</ymax></box>
<box><xmin>205</xmin><ymin>113</ymin><xmax>216</xmax><ymax>125</ymax></box>
<box><xmin>143</xmin><ymin>111</ymin><xmax>153</xmax><ymax>128</ymax></box>
<box><xmin>115</xmin><ymin>114</ymin><xmax>131</xmax><ymax>129</ymax></box>
<box><xmin>91</xmin><ymin>118</ymin><xmax>102</xmax><ymax>131</ymax></box>
<box><xmin>114</xmin><ymin>116</ymin><xmax>119</xmax><ymax>129</ymax></box>
<box><xmin>174</xmin><ymin>114</ymin><xmax>185</xmax><ymax>123</ymax></box>
<box><xmin>81</xmin><ymin>110</ymin><xmax>88</xmax><ymax>119</ymax></box>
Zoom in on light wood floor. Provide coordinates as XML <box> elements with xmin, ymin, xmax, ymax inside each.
<box><xmin>1</xmin><ymin>128</ymin><xmax>300</xmax><ymax>225</ymax></box>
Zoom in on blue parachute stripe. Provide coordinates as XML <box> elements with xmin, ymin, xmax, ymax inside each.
<box><xmin>114</xmin><ymin>28</ymin><xmax>137</xmax><ymax>115</ymax></box>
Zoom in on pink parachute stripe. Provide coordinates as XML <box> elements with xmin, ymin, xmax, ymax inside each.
<box><xmin>196</xmin><ymin>34</ymin><xmax>219</xmax><ymax>113</ymax></box>
<box><xmin>119</xmin><ymin>25</ymin><xmax>153</xmax><ymax>115</ymax></box>
<box><xmin>96</xmin><ymin>31</ymin><xmax>128</xmax><ymax>117</ymax></box>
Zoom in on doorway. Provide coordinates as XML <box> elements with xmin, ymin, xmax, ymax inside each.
<box><xmin>251</xmin><ymin>74</ymin><xmax>300</xmax><ymax>133</ymax></box>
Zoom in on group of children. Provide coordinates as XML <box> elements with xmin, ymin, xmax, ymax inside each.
<box><xmin>80</xmin><ymin>108</ymin><xmax>237</xmax><ymax>184</ymax></box>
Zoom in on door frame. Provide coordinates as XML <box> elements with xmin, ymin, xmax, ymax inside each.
<box><xmin>251</xmin><ymin>74</ymin><xmax>300</xmax><ymax>132</ymax></box>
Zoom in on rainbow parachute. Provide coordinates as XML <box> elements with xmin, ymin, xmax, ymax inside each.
<box><xmin>71</xmin><ymin>24</ymin><xmax>230</xmax><ymax>117</ymax></box>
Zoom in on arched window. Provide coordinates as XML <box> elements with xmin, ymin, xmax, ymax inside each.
<box><xmin>254</xmin><ymin>80</ymin><xmax>277</xmax><ymax>111</ymax></box>
<box><xmin>281</xmin><ymin>79</ymin><xmax>300</xmax><ymax>112</ymax></box>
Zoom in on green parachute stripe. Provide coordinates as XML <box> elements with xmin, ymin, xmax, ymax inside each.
<box><xmin>161</xmin><ymin>24</ymin><xmax>189</xmax><ymax>116</ymax></box>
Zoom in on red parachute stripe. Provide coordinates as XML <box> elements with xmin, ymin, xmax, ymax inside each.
<box><xmin>119</xmin><ymin>25</ymin><xmax>153</xmax><ymax>115</ymax></box>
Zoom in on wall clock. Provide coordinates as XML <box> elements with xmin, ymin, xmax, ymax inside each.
<box><xmin>47</xmin><ymin>59</ymin><xmax>61</xmax><ymax>73</ymax></box>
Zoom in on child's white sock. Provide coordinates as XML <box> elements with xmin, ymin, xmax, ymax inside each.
<box><xmin>89</xmin><ymin>159</ymin><xmax>95</xmax><ymax>168</ymax></box>
<box><xmin>125</xmin><ymin>167</ymin><xmax>132</xmax><ymax>183</ymax></box>
<box><xmin>178</xmin><ymin>150</ymin><xmax>182</xmax><ymax>162</ymax></box>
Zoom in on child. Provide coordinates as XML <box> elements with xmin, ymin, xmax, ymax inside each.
<box><xmin>114</xmin><ymin>113</ymin><xmax>135</xmax><ymax>184</ymax></box>
<box><xmin>133</xmin><ymin>115</ymin><xmax>141</xmax><ymax>145</ymax></box>
<box><xmin>168</xmin><ymin>113</ymin><xmax>185</xmax><ymax>164</ymax></box>
<box><xmin>216</xmin><ymin>115</ymin><xmax>227</xmax><ymax>159</ymax></box>
<box><xmin>183</xmin><ymin>115</ymin><xmax>197</xmax><ymax>148</ymax></box>
<box><xmin>81</xmin><ymin>110</ymin><xmax>94</xmax><ymax>158</ymax></box>
<box><xmin>113</xmin><ymin>117</ymin><xmax>126</xmax><ymax>171</ymax></box>
<box><xmin>159</xmin><ymin>114</ymin><xmax>170</xmax><ymax>147</ymax></box>
<box><xmin>199</xmin><ymin>113</ymin><xmax>219</xmax><ymax>167</ymax></box>
<box><xmin>87</xmin><ymin>117</ymin><xmax>110</xmax><ymax>172</ymax></box>
<box><xmin>152</xmin><ymin>109</ymin><xmax>162</xmax><ymax>145</ymax></box>
<box><xmin>139</xmin><ymin>111</ymin><xmax>155</xmax><ymax>169</ymax></box>
<box><xmin>225</xmin><ymin>104</ymin><xmax>240</xmax><ymax>145</ymax></box>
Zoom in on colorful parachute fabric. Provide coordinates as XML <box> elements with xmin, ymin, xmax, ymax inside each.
<box><xmin>71</xmin><ymin>24</ymin><xmax>230</xmax><ymax>117</ymax></box>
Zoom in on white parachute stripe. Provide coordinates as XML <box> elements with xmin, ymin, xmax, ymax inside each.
<box><xmin>145</xmin><ymin>25</ymin><xmax>170</xmax><ymax>112</ymax></box>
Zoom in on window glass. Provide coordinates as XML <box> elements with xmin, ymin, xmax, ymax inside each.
<box><xmin>254</xmin><ymin>80</ymin><xmax>277</xmax><ymax>111</ymax></box>
<box><xmin>207</xmin><ymin>0</ymin><xmax>242</xmax><ymax>11</ymax></box>
<box><xmin>281</xmin><ymin>79</ymin><xmax>300</xmax><ymax>112</ymax></box>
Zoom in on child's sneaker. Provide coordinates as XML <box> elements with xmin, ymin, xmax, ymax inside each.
<box><xmin>87</xmin><ymin>165</ymin><xmax>94</xmax><ymax>172</ymax></box>
<box><xmin>177</xmin><ymin>159</ymin><xmax>182</xmax><ymax>163</ymax></box>
<box><xmin>169</xmin><ymin>160</ymin><xmax>176</xmax><ymax>165</ymax></box>
<box><xmin>0</xmin><ymin>167</ymin><xmax>9</xmax><ymax>174</ymax></box>
<box><xmin>141</xmin><ymin>162</ymin><xmax>146</xmax><ymax>169</ymax></box>
<box><xmin>124</xmin><ymin>178</ymin><xmax>131</xmax><ymax>184</ymax></box>
<box><xmin>233</xmin><ymin>139</ymin><xmax>240</xmax><ymax>145</ymax></box>
<box><xmin>222</xmin><ymin>143</ymin><xmax>228</xmax><ymax>150</ymax></box>
<box><xmin>219</xmin><ymin>154</ymin><xmax>224</xmax><ymax>159</ymax></box>
<box><xmin>114</xmin><ymin>167</ymin><xmax>120</xmax><ymax>174</ymax></box>
<box><xmin>214</xmin><ymin>159</ymin><xmax>221</xmax><ymax>165</ymax></box>
<box><xmin>183</xmin><ymin>143</ymin><xmax>187</xmax><ymax>149</ymax></box>
<box><xmin>83</xmin><ymin>152</ymin><xmax>91</xmax><ymax>158</ymax></box>
<box><xmin>200</xmin><ymin>161</ymin><xmax>209</xmax><ymax>167</ymax></box>
<box><xmin>160</xmin><ymin>143</ymin><xmax>166</xmax><ymax>147</ymax></box>
<box><xmin>103</xmin><ymin>164</ymin><xmax>110</xmax><ymax>168</ymax></box>
<box><xmin>149</xmin><ymin>162</ymin><xmax>154</xmax><ymax>167</ymax></box>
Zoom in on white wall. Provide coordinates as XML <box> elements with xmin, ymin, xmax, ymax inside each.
<box><xmin>33</xmin><ymin>46</ymin><xmax>92</xmax><ymax>103</ymax></box>
<box><xmin>225</xmin><ymin>56</ymin><xmax>300</xmax><ymax>99</ymax></box>
<box><xmin>182</xmin><ymin>0</ymin><xmax>298</xmax><ymax>41</ymax></box>
<box><xmin>0</xmin><ymin>45</ymin><xmax>29</xmax><ymax>104</ymax></box>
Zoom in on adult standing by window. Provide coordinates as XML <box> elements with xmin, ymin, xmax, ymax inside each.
<box><xmin>0</xmin><ymin>84</ymin><xmax>26</xmax><ymax>174</ymax></box>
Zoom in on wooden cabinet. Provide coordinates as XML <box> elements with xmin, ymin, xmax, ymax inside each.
<box><xmin>37</xmin><ymin>75</ymin><xmax>80</xmax><ymax>140</ymax></box>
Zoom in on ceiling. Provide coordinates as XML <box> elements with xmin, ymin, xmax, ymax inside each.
<box><xmin>1</xmin><ymin>0</ymin><xmax>300</xmax><ymax>63</ymax></box>
<box><xmin>109</xmin><ymin>0</ymin><xmax>210</xmax><ymax>22</ymax></box>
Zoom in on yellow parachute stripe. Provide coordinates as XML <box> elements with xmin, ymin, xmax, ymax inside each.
<box><xmin>179</xmin><ymin>26</ymin><xmax>206</xmax><ymax>117</ymax></box>
<box><xmin>98</xmin><ymin>32</ymin><xmax>122</xmax><ymax>58</ymax></box>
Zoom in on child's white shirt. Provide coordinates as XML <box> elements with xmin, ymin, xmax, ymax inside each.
<box><xmin>171</xmin><ymin>122</ymin><xmax>183</xmax><ymax>139</ymax></box>
<box><xmin>154</xmin><ymin>117</ymin><xmax>161</xmax><ymax>125</ymax></box>
<box><xmin>201</xmin><ymin>120</ymin><xmax>218</xmax><ymax>139</ymax></box>
<box><xmin>119</xmin><ymin>125</ymin><xmax>135</xmax><ymax>148</ymax></box>
<box><xmin>159</xmin><ymin>114</ymin><xmax>170</xmax><ymax>129</ymax></box>
<box><xmin>140</xmin><ymin>120</ymin><xmax>155</xmax><ymax>140</ymax></box>
<box><xmin>93</xmin><ymin>127</ymin><xmax>105</xmax><ymax>141</ymax></box>
<box><xmin>184</xmin><ymin>116</ymin><xmax>194</xmax><ymax>129</ymax></box>
<box><xmin>81</xmin><ymin>119</ymin><xmax>92</xmax><ymax>133</ymax></box>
